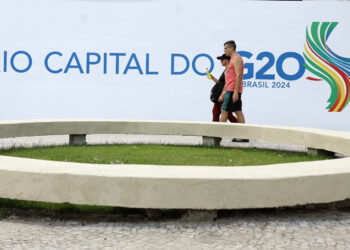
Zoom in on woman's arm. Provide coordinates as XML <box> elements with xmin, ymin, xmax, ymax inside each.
<box><xmin>210</xmin><ymin>74</ymin><xmax>219</xmax><ymax>83</ymax></box>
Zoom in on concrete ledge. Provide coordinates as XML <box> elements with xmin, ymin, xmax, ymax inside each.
<box><xmin>0</xmin><ymin>119</ymin><xmax>350</xmax><ymax>209</ymax></box>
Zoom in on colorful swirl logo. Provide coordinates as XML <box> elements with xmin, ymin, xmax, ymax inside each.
<box><xmin>303</xmin><ymin>22</ymin><xmax>350</xmax><ymax>112</ymax></box>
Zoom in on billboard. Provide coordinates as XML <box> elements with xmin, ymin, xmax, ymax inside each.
<box><xmin>0</xmin><ymin>0</ymin><xmax>349</xmax><ymax>131</ymax></box>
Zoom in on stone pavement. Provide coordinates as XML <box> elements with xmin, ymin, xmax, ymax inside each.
<box><xmin>0</xmin><ymin>208</ymin><xmax>350</xmax><ymax>249</ymax></box>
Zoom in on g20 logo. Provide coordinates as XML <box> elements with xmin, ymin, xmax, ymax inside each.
<box><xmin>238</xmin><ymin>51</ymin><xmax>305</xmax><ymax>81</ymax></box>
<box><xmin>303</xmin><ymin>22</ymin><xmax>350</xmax><ymax>112</ymax></box>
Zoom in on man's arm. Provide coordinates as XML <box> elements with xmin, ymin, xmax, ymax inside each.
<box><xmin>232</xmin><ymin>56</ymin><xmax>243</xmax><ymax>103</ymax></box>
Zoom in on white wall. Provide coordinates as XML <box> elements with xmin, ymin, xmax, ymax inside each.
<box><xmin>0</xmin><ymin>0</ymin><xmax>349</xmax><ymax>131</ymax></box>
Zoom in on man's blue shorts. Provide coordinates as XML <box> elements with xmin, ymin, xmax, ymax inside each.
<box><xmin>221</xmin><ymin>91</ymin><xmax>242</xmax><ymax>112</ymax></box>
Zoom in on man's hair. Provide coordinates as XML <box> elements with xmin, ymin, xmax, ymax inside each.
<box><xmin>224</xmin><ymin>40</ymin><xmax>236</xmax><ymax>50</ymax></box>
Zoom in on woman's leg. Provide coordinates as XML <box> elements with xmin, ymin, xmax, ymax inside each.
<box><xmin>212</xmin><ymin>103</ymin><xmax>221</xmax><ymax>122</ymax></box>
<box><xmin>228</xmin><ymin>112</ymin><xmax>238</xmax><ymax>123</ymax></box>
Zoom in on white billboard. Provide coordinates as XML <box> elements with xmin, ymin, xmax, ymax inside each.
<box><xmin>0</xmin><ymin>0</ymin><xmax>349</xmax><ymax>131</ymax></box>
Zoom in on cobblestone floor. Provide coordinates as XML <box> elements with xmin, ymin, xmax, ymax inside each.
<box><xmin>0</xmin><ymin>208</ymin><xmax>350</xmax><ymax>249</ymax></box>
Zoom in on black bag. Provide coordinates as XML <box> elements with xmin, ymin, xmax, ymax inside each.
<box><xmin>210</xmin><ymin>71</ymin><xmax>226</xmax><ymax>104</ymax></box>
<box><xmin>210</xmin><ymin>81</ymin><xmax>225</xmax><ymax>104</ymax></box>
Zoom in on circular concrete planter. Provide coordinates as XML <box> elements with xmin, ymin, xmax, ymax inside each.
<box><xmin>0</xmin><ymin>119</ymin><xmax>349</xmax><ymax>209</ymax></box>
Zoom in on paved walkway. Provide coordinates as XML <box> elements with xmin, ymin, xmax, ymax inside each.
<box><xmin>0</xmin><ymin>209</ymin><xmax>350</xmax><ymax>249</ymax></box>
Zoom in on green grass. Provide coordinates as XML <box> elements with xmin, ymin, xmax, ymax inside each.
<box><xmin>0</xmin><ymin>198</ymin><xmax>114</xmax><ymax>217</ymax></box>
<box><xmin>0</xmin><ymin>144</ymin><xmax>334</xmax><ymax>166</ymax></box>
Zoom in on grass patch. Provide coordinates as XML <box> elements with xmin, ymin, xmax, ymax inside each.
<box><xmin>0</xmin><ymin>144</ymin><xmax>334</xmax><ymax>166</ymax></box>
<box><xmin>0</xmin><ymin>198</ymin><xmax>116</xmax><ymax>220</ymax></box>
<box><xmin>0</xmin><ymin>198</ymin><xmax>113</xmax><ymax>214</ymax></box>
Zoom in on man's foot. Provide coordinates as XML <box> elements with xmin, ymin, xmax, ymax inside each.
<box><xmin>232</xmin><ymin>138</ymin><xmax>249</xmax><ymax>143</ymax></box>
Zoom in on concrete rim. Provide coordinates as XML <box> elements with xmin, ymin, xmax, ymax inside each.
<box><xmin>0</xmin><ymin>119</ymin><xmax>349</xmax><ymax>209</ymax></box>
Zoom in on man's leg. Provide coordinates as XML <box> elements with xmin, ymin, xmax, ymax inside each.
<box><xmin>231</xmin><ymin>94</ymin><xmax>248</xmax><ymax>142</ymax></box>
<box><xmin>220</xmin><ymin>110</ymin><xmax>228</xmax><ymax>122</ymax></box>
<box><xmin>235</xmin><ymin>111</ymin><xmax>245</xmax><ymax>123</ymax></box>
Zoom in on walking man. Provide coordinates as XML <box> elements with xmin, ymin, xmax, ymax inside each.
<box><xmin>219</xmin><ymin>40</ymin><xmax>248</xmax><ymax>142</ymax></box>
